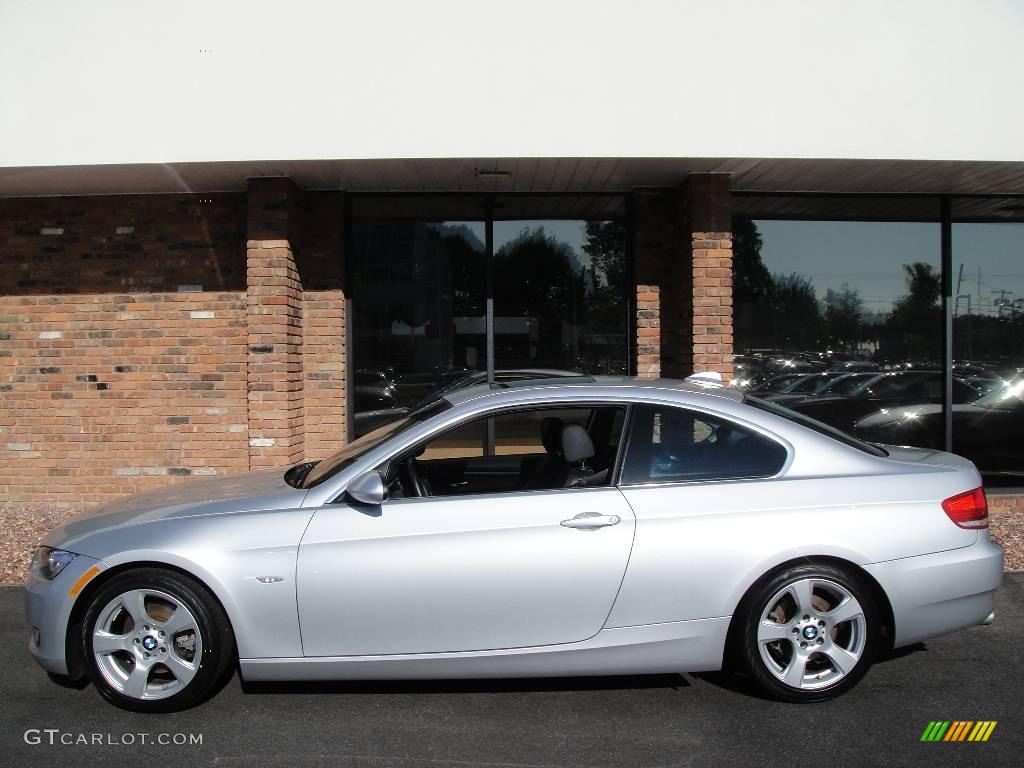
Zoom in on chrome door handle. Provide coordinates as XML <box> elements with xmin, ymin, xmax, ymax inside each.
<box><xmin>560</xmin><ymin>512</ymin><xmax>621</xmax><ymax>530</ymax></box>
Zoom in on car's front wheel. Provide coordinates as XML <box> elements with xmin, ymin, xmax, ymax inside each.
<box><xmin>738</xmin><ymin>563</ymin><xmax>881</xmax><ymax>702</ymax></box>
<box><xmin>80</xmin><ymin>567</ymin><xmax>235</xmax><ymax>712</ymax></box>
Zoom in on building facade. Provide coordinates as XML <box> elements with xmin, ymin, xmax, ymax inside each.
<box><xmin>1</xmin><ymin>1</ymin><xmax>1023</xmax><ymax>507</ymax></box>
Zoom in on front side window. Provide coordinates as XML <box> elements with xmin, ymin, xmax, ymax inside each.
<box><xmin>621</xmin><ymin>404</ymin><xmax>787</xmax><ymax>485</ymax></box>
<box><xmin>384</xmin><ymin>404</ymin><xmax>626</xmax><ymax>499</ymax></box>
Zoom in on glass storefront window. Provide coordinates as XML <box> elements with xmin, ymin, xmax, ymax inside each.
<box><xmin>350</xmin><ymin>196</ymin><xmax>628</xmax><ymax>437</ymax></box>
<box><xmin>350</xmin><ymin>203</ymin><xmax>486</xmax><ymax>436</ymax></box>
<box><xmin>492</xmin><ymin>218</ymin><xmax>628</xmax><ymax>375</ymax></box>
<box><xmin>731</xmin><ymin>196</ymin><xmax>947</xmax><ymax>444</ymax></box>
<box><xmin>952</xmin><ymin>199</ymin><xmax>1024</xmax><ymax>487</ymax></box>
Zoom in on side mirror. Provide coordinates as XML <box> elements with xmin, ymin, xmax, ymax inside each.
<box><xmin>347</xmin><ymin>470</ymin><xmax>386</xmax><ymax>506</ymax></box>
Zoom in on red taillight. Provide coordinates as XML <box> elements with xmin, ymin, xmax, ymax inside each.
<box><xmin>941</xmin><ymin>487</ymin><xmax>989</xmax><ymax>529</ymax></box>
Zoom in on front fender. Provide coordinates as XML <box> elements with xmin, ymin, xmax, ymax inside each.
<box><xmin>63</xmin><ymin>507</ymin><xmax>314</xmax><ymax>659</ymax></box>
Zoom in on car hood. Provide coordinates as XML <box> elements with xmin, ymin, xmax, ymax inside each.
<box><xmin>44</xmin><ymin>469</ymin><xmax>308</xmax><ymax>549</ymax></box>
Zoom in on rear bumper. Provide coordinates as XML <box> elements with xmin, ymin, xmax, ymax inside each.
<box><xmin>864</xmin><ymin>536</ymin><xmax>1004</xmax><ymax>648</ymax></box>
<box><xmin>24</xmin><ymin>555</ymin><xmax>108</xmax><ymax>676</ymax></box>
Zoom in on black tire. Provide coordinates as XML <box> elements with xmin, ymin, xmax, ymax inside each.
<box><xmin>737</xmin><ymin>563</ymin><xmax>881</xmax><ymax>703</ymax></box>
<box><xmin>80</xmin><ymin>567</ymin><xmax>235</xmax><ymax>712</ymax></box>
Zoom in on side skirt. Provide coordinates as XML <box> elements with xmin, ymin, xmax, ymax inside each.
<box><xmin>240</xmin><ymin>616</ymin><xmax>730</xmax><ymax>681</ymax></box>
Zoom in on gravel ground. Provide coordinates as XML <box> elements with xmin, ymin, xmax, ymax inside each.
<box><xmin>0</xmin><ymin>503</ymin><xmax>81</xmax><ymax>584</ymax></box>
<box><xmin>991</xmin><ymin>505</ymin><xmax>1024</xmax><ymax>571</ymax></box>
<box><xmin>2</xmin><ymin>500</ymin><xmax>1023</xmax><ymax>584</ymax></box>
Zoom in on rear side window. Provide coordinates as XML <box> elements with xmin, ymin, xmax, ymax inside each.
<box><xmin>621</xmin><ymin>404</ymin><xmax>787</xmax><ymax>485</ymax></box>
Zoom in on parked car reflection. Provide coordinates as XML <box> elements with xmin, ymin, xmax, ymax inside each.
<box><xmin>353</xmin><ymin>369</ymin><xmax>397</xmax><ymax>411</ymax></box>
<box><xmin>786</xmin><ymin>371</ymin><xmax>980</xmax><ymax>433</ymax></box>
<box><xmin>854</xmin><ymin>378</ymin><xmax>1024</xmax><ymax>487</ymax></box>
<box><xmin>748</xmin><ymin>373</ymin><xmax>813</xmax><ymax>395</ymax></box>
<box><xmin>757</xmin><ymin>372</ymin><xmax>849</xmax><ymax>405</ymax></box>
<box><xmin>732</xmin><ymin>352</ymin><xmax>877</xmax><ymax>390</ymax></box>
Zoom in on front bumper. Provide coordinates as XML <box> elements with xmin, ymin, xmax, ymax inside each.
<box><xmin>24</xmin><ymin>554</ymin><xmax>108</xmax><ymax>676</ymax></box>
<box><xmin>864</xmin><ymin>536</ymin><xmax>1004</xmax><ymax>648</ymax></box>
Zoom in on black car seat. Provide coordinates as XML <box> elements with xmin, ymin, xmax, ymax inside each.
<box><xmin>560</xmin><ymin>424</ymin><xmax>608</xmax><ymax>488</ymax></box>
<box><xmin>519</xmin><ymin>416</ymin><xmax>565</xmax><ymax>490</ymax></box>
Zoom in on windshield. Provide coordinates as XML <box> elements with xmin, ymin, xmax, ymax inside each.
<box><xmin>752</xmin><ymin>374</ymin><xmax>804</xmax><ymax>394</ymax></box>
<box><xmin>847</xmin><ymin>372</ymin><xmax>938</xmax><ymax>398</ymax></box>
<box><xmin>821</xmin><ymin>373</ymin><xmax>875</xmax><ymax>396</ymax></box>
<box><xmin>744</xmin><ymin>395</ymin><xmax>888</xmax><ymax>457</ymax></box>
<box><xmin>297</xmin><ymin>400</ymin><xmax>451</xmax><ymax>488</ymax></box>
<box><xmin>778</xmin><ymin>373</ymin><xmax>837</xmax><ymax>395</ymax></box>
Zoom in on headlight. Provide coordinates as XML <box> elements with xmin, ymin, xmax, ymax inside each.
<box><xmin>31</xmin><ymin>546</ymin><xmax>77</xmax><ymax>580</ymax></box>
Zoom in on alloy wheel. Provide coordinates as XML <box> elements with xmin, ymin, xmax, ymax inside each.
<box><xmin>91</xmin><ymin>588</ymin><xmax>203</xmax><ymax>701</ymax></box>
<box><xmin>756</xmin><ymin>577</ymin><xmax>867</xmax><ymax>690</ymax></box>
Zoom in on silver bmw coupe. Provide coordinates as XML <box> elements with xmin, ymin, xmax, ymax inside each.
<box><xmin>25</xmin><ymin>376</ymin><xmax>1003</xmax><ymax>711</ymax></box>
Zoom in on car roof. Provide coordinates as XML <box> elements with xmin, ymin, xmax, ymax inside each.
<box><xmin>441</xmin><ymin>375</ymin><xmax>745</xmax><ymax>407</ymax></box>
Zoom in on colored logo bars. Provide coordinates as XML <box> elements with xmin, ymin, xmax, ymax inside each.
<box><xmin>921</xmin><ymin>721</ymin><xmax>997</xmax><ymax>742</ymax></box>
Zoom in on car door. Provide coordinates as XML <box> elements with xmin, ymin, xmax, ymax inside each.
<box><xmin>296</xmin><ymin>404</ymin><xmax>635</xmax><ymax>657</ymax></box>
<box><xmin>606</xmin><ymin>402</ymin><xmax>793</xmax><ymax>627</ymax></box>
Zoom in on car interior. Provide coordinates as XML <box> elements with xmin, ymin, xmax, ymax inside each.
<box><xmin>381</xmin><ymin>405</ymin><xmax>626</xmax><ymax>498</ymax></box>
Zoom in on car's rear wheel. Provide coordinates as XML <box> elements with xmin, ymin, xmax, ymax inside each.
<box><xmin>80</xmin><ymin>568</ymin><xmax>235</xmax><ymax>712</ymax></box>
<box><xmin>738</xmin><ymin>563</ymin><xmax>880</xmax><ymax>702</ymax></box>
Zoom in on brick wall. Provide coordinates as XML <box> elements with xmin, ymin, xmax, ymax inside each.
<box><xmin>0</xmin><ymin>186</ymin><xmax>347</xmax><ymax>504</ymax></box>
<box><xmin>0</xmin><ymin>291</ymin><xmax>249</xmax><ymax>504</ymax></box>
<box><xmin>0</xmin><ymin>194</ymin><xmax>246</xmax><ymax>295</ymax></box>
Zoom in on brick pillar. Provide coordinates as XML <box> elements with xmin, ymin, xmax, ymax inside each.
<box><xmin>631</xmin><ymin>175</ymin><xmax>733</xmax><ymax>381</ymax></box>
<box><xmin>296</xmin><ymin>191</ymin><xmax>348</xmax><ymax>459</ymax></box>
<box><xmin>632</xmin><ymin>189</ymin><xmax>678</xmax><ymax>378</ymax></box>
<box><xmin>684</xmin><ymin>174</ymin><xmax>733</xmax><ymax>380</ymax></box>
<box><xmin>246</xmin><ymin>178</ymin><xmax>304</xmax><ymax>468</ymax></box>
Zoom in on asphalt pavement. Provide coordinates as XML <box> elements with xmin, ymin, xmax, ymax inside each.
<box><xmin>1</xmin><ymin>576</ymin><xmax>1021</xmax><ymax>768</ymax></box>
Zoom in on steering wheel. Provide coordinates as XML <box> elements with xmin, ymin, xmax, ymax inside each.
<box><xmin>404</xmin><ymin>456</ymin><xmax>430</xmax><ymax>498</ymax></box>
